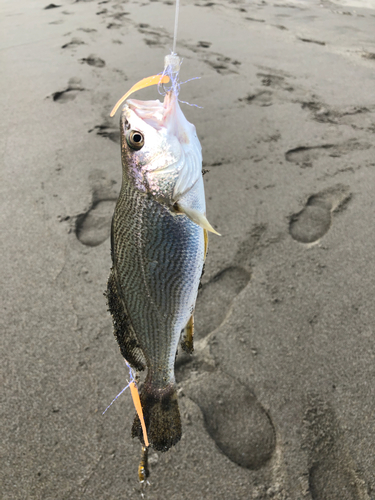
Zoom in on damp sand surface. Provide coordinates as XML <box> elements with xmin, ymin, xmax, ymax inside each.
<box><xmin>1</xmin><ymin>0</ymin><xmax>375</xmax><ymax>498</ymax></box>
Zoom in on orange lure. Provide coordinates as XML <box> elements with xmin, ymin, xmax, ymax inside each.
<box><xmin>110</xmin><ymin>74</ymin><xmax>170</xmax><ymax>117</ymax></box>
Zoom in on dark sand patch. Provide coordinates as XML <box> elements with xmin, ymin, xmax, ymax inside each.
<box><xmin>362</xmin><ymin>52</ymin><xmax>375</xmax><ymax>60</ymax></box>
<box><xmin>245</xmin><ymin>17</ymin><xmax>265</xmax><ymax>22</ymax></box>
<box><xmin>77</xmin><ymin>27</ymin><xmax>97</xmax><ymax>33</ymax></box>
<box><xmin>80</xmin><ymin>54</ymin><xmax>106</xmax><ymax>67</ymax></box>
<box><xmin>90</xmin><ymin>123</ymin><xmax>121</xmax><ymax>144</ymax></box>
<box><xmin>239</xmin><ymin>91</ymin><xmax>273</xmax><ymax>107</ymax></box>
<box><xmin>61</xmin><ymin>37</ymin><xmax>85</xmax><ymax>49</ymax></box>
<box><xmin>197</xmin><ymin>41</ymin><xmax>211</xmax><ymax>48</ymax></box>
<box><xmin>50</xmin><ymin>77</ymin><xmax>84</xmax><ymax>103</ymax></box>
<box><xmin>298</xmin><ymin>37</ymin><xmax>326</xmax><ymax>45</ymax></box>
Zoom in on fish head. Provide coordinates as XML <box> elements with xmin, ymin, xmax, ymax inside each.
<box><xmin>120</xmin><ymin>91</ymin><xmax>202</xmax><ymax>205</ymax></box>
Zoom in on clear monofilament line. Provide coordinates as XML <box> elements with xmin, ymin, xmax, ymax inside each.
<box><xmin>172</xmin><ymin>0</ymin><xmax>180</xmax><ymax>55</ymax></box>
<box><xmin>102</xmin><ymin>360</ymin><xmax>136</xmax><ymax>415</ymax></box>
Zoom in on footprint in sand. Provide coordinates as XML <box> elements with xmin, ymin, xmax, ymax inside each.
<box><xmin>257</xmin><ymin>71</ymin><xmax>294</xmax><ymax>92</ymax></box>
<box><xmin>138</xmin><ymin>25</ymin><xmax>169</xmax><ymax>47</ymax></box>
<box><xmin>239</xmin><ymin>91</ymin><xmax>273</xmax><ymax>107</ymax></box>
<box><xmin>50</xmin><ymin>77</ymin><xmax>84</xmax><ymax>103</ymax></box>
<box><xmin>303</xmin><ymin>394</ymin><xmax>366</xmax><ymax>500</ymax></box>
<box><xmin>286</xmin><ymin>144</ymin><xmax>336</xmax><ymax>168</ymax></box>
<box><xmin>80</xmin><ymin>54</ymin><xmax>106</xmax><ymax>67</ymax></box>
<box><xmin>181</xmin><ymin>264</ymin><xmax>275</xmax><ymax>470</ymax></box>
<box><xmin>362</xmin><ymin>52</ymin><xmax>375</xmax><ymax>60</ymax></box>
<box><xmin>195</xmin><ymin>266</ymin><xmax>250</xmax><ymax>338</ymax></box>
<box><xmin>197</xmin><ymin>41</ymin><xmax>211</xmax><ymax>48</ymax></box>
<box><xmin>75</xmin><ymin>172</ymin><xmax>118</xmax><ymax>247</ymax></box>
<box><xmin>61</xmin><ymin>37</ymin><xmax>85</xmax><ymax>49</ymax></box>
<box><xmin>301</xmin><ymin>101</ymin><xmax>371</xmax><ymax>127</ymax></box>
<box><xmin>186</xmin><ymin>372</ymin><xmax>276</xmax><ymax>470</ymax></box>
<box><xmin>285</xmin><ymin>141</ymin><xmax>370</xmax><ymax>168</ymax></box>
<box><xmin>289</xmin><ymin>185</ymin><xmax>351</xmax><ymax>244</ymax></box>
<box><xmin>77</xmin><ymin>28</ymin><xmax>97</xmax><ymax>33</ymax></box>
<box><xmin>205</xmin><ymin>53</ymin><xmax>241</xmax><ymax>75</ymax></box>
<box><xmin>76</xmin><ymin>200</ymin><xmax>116</xmax><ymax>247</ymax></box>
<box><xmin>89</xmin><ymin>122</ymin><xmax>120</xmax><ymax>144</ymax></box>
<box><xmin>245</xmin><ymin>16</ymin><xmax>265</xmax><ymax>22</ymax></box>
<box><xmin>107</xmin><ymin>23</ymin><xmax>122</xmax><ymax>30</ymax></box>
<box><xmin>298</xmin><ymin>37</ymin><xmax>326</xmax><ymax>46</ymax></box>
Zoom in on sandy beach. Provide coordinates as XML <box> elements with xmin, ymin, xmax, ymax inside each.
<box><xmin>1</xmin><ymin>0</ymin><xmax>375</xmax><ymax>498</ymax></box>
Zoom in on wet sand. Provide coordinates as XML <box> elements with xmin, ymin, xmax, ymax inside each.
<box><xmin>1</xmin><ymin>0</ymin><xmax>375</xmax><ymax>498</ymax></box>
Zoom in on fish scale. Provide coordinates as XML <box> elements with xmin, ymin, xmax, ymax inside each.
<box><xmin>112</xmin><ymin>181</ymin><xmax>204</xmax><ymax>388</ymax></box>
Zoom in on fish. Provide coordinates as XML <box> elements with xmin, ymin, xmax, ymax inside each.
<box><xmin>106</xmin><ymin>84</ymin><xmax>216</xmax><ymax>452</ymax></box>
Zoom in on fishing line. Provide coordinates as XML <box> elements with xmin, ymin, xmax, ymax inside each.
<box><xmin>102</xmin><ymin>360</ymin><xmax>136</xmax><ymax>415</ymax></box>
<box><xmin>172</xmin><ymin>0</ymin><xmax>180</xmax><ymax>55</ymax></box>
<box><xmin>160</xmin><ymin>0</ymin><xmax>182</xmax><ymax>97</ymax></box>
<box><xmin>160</xmin><ymin>0</ymin><xmax>203</xmax><ymax>108</ymax></box>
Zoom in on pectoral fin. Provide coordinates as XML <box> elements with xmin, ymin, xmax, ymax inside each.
<box><xmin>175</xmin><ymin>203</ymin><xmax>220</xmax><ymax>236</ymax></box>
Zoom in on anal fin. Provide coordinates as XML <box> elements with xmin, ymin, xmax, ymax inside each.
<box><xmin>180</xmin><ymin>314</ymin><xmax>194</xmax><ymax>354</ymax></box>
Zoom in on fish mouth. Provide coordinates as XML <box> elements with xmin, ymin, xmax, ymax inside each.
<box><xmin>127</xmin><ymin>92</ymin><xmax>191</xmax><ymax>144</ymax></box>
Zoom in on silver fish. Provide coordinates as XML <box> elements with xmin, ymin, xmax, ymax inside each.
<box><xmin>107</xmin><ymin>90</ymin><xmax>214</xmax><ymax>452</ymax></box>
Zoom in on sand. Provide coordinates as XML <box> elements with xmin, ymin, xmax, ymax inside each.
<box><xmin>1</xmin><ymin>0</ymin><xmax>375</xmax><ymax>498</ymax></box>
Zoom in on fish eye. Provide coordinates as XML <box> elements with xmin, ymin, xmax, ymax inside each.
<box><xmin>126</xmin><ymin>130</ymin><xmax>144</xmax><ymax>150</ymax></box>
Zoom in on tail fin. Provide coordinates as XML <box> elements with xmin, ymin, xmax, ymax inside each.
<box><xmin>132</xmin><ymin>382</ymin><xmax>181</xmax><ymax>452</ymax></box>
